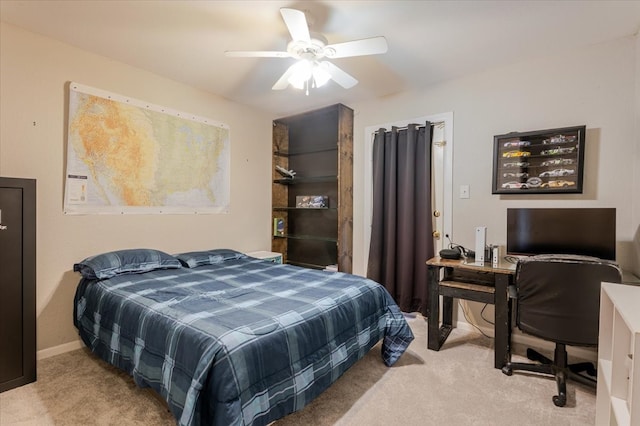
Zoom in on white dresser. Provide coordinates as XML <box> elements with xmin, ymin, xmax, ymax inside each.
<box><xmin>596</xmin><ymin>282</ymin><xmax>640</xmax><ymax>425</ymax></box>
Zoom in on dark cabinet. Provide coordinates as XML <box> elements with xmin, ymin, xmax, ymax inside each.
<box><xmin>0</xmin><ymin>177</ymin><xmax>36</xmax><ymax>392</ymax></box>
<box><xmin>272</xmin><ymin>104</ymin><xmax>353</xmax><ymax>272</ymax></box>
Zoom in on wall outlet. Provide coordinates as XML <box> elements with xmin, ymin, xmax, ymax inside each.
<box><xmin>460</xmin><ymin>185</ymin><xmax>470</xmax><ymax>199</ymax></box>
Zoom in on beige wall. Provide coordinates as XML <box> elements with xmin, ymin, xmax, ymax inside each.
<box><xmin>352</xmin><ymin>35</ymin><xmax>638</xmax><ymax>274</ymax></box>
<box><xmin>2</xmin><ymin>21</ymin><xmax>638</xmax><ymax>353</ymax></box>
<box><xmin>0</xmin><ymin>23</ymin><xmax>273</xmax><ymax>353</ymax></box>
<box><xmin>352</xmin><ymin>36</ymin><xmax>638</xmax><ymax>327</ymax></box>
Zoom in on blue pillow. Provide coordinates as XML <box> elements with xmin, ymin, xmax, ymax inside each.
<box><xmin>175</xmin><ymin>249</ymin><xmax>247</xmax><ymax>268</ymax></box>
<box><xmin>74</xmin><ymin>248</ymin><xmax>182</xmax><ymax>279</ymax></box>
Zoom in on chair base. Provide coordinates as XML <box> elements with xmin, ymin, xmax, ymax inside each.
<box><xmin>501</xmin><ymin>344</ymin><xmax>596</xmax><ymax>407</ymax></box>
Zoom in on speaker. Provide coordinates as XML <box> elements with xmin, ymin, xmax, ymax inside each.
<box><xmin>439</xmin><ymin>247</ymin><xmax>462</xmax><ymax>259</ymax></box>
<box><xmin>475</xmin><ymin>226</ymin><xmax>486</xmax><ymax>263</ymax></box>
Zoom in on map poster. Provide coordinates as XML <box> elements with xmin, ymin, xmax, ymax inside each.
<box><xmin>64</xmin><ymin>82</ymin><xmax>230</xmax><ymax>214</ymax></box>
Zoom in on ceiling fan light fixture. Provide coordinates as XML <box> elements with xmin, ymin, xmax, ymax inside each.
<box><xmin>288</xmin><ymin>60</ymin><xmax>330</xmax><ymax>92</ymax></box>
<box><xmin>312</xmin><ymin>62</ymin><xmax>331</xmax><ymax>87</ymax></box>
<box><xmin>288</xmin><ymin>60</ymin><xmax>313</xmax><ymax>89</ymax></box>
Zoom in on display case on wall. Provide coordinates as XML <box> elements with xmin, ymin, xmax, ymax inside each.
<box><xmin>492</xmin><ymin>125</ymin><xmax>586</xmax><ymax>194</ymax></box>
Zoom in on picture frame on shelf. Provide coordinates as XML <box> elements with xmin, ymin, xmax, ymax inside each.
<box><xmin>273</xmin><ymin>217</ymin><xmax>285</xmax><ymax>236</ymax></box>
<box><xmin>492</xmin><ymin>125</ymin><xmax>586</xmax><ymax>194</ymax></box>
<box><xmin>295</xmin><ymin>195</ymin><xmax>329</xmax><ymax>208</ymax></box>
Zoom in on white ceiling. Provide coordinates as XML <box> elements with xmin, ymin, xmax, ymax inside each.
<box><xmin>1</xmin><ymin>0</ymin><xmax>639</xmax><ymax>117</ymax></box>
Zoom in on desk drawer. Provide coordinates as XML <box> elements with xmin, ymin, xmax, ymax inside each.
<box><xmin>439</xmin><ymin>280</ymin><xmax>495</xmax><ymax>304</ymax></box>
<box><xmin>443</xmin><ymin>268</ymin><xmax>496</xmax><ymax>286</ymax></box>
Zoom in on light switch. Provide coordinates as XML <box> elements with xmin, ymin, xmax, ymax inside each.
<box><xmin>460</xmin><ymin>185</ymin><xmax>470</xmax><ymax>199</ymax></box>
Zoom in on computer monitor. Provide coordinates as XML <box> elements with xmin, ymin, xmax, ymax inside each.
<box><xmin>506</xmin><ymin>208</ymin><xmax>616</xmax><ymax>260</ymax></box>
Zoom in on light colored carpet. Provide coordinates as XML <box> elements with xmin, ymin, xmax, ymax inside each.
<box><xmin>0</xmin><ymin>316</ymin><xmax>595</xmax><ymax>425</ymax></box>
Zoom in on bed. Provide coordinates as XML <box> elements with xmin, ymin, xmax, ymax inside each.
<box><xmin>73</xmin><ymin>248</ymin><xmax>414</xmax><ymax>426</ymax></box>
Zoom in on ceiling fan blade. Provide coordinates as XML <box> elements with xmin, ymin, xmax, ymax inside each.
<box><xmin>272</xmin><ymin>63</ymin><xmax>299</xmax><ymax>90</ymax></box>
<box><xmin>321</xmin><ymin>61</ymin><xmax>358</xmax><ymax>89</ymax></box>
<box><xmin>280</xmin><ymin>8</ymin><xmax>310</xmax><ymax>42</ymax></box>
<box><xmin>324</xmin><ymin>36</ymin><xmax>388</xmax><ymax>58</ymax></box>
<box><xmin>225</xmin><ymin>51</ymin><xmax>290</xmax><ymax>58</ymax></box>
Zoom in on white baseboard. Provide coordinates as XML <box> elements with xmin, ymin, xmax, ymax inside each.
<box><xmin>37</xmin><ymin>339</ymin><xmax>84</xmax><ymax>360</ymax></box>
<box><xmin>454</xmin><ymin>320</ymin><xmax>597</xmax><ymax>363</ymax></box>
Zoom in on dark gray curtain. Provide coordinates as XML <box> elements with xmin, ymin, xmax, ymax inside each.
<box><xmin>367</xmin><ymin>123</ymin><xmax>434</xmax><ymax>315</ymax></box>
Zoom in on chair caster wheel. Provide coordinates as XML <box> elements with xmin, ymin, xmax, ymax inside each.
<box><xmin>502</xmin><ymin>366</ymin><xmax>513</xmax><ymax>376</ymax></box>
<box><xmin>552</xmin><ymin>394</ymin><xmax>566</xmax><ymax>407</ymax></box>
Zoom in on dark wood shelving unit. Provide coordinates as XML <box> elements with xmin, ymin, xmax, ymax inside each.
<box><xmin>272</xmin><ymin>104</ymin><xmax>353</xmax><ymax>272</ymax></box>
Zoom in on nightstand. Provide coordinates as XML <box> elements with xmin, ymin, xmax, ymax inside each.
<box><xmin>246</xmin><ymin>251</ymin><xmax>283</xmax><ymax>264</ymax></box>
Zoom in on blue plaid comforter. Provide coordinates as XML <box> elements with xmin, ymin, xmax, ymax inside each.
<box><xmin>74</xmin><ymin>257</ymin><xmax>414</xmax><ymax>425</ymax></box>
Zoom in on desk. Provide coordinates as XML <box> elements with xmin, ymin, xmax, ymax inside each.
<box><xmin>623</xmin><ymin>270</ymin><xmax>640</xmax><ymax>285</ymax></box>
<box><xmin>426</xmin><ymin>257</ymin><xmax>516</xmax><ymax>369</ymax></box>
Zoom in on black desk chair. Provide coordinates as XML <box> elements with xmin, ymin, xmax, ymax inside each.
<box><xmin>501</xmin><ymin>254</ymin><xmax>622</xmax><ymax>407</ymax></box>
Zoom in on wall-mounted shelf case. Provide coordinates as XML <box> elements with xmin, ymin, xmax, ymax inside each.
<box><xmin>492</xmin><ymin>125</ymin><xmax>586</xmax><ymax>194</ymax></box>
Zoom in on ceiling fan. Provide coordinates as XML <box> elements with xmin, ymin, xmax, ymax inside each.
<box><xmin>224</xmin><ymin>8</ymin><xmax>388</xmax><ymax>94</ymax></box>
